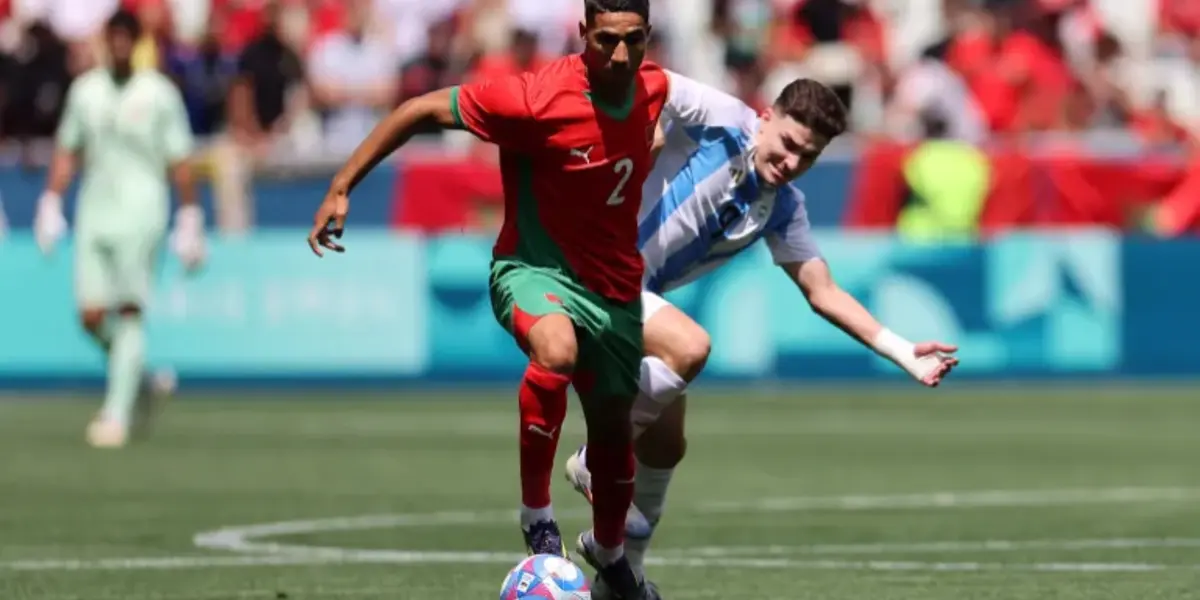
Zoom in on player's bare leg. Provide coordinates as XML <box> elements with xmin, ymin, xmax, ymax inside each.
<box><xmin>83</xmin><ymin>304</ymin><xmax>147</xmax><ymax>448</ymax></box>
<box><xmin>516</xmin><ymin>312</ymin><xmax>576</xmax><ymax>556</ymax></box>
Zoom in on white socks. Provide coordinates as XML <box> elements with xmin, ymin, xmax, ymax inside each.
<box><xmin>626</xmin><ymin>459</ymin><xmax>675</xmax><ymax>573</ymax></box>
<box><xmin>519</xmin><ymin>504</ymin><xmax>555</xmax><ymax>530</ymax></box>
<box><xmin>631</xmin><ymin>356</ymin><xmax>689</xmax><ymax>439</ymax></box>
<box><xmin>100</xmin><ymin>315</ymin><xmax>145</xmax><ymax>427</ymax></box>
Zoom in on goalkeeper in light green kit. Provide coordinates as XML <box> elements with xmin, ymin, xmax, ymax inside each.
<box><xmin>35</xmin><ymin>9</ymin><xmax>207</xmax><ymax>449</ymax></box>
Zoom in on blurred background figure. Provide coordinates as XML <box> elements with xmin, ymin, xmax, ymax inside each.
<box><xmin>306</xmin><ymin>0</ymin><xmax>396</xmax><ymax>153</ymax></box>
<box><xmin>210</xmin><ymin>0</ymin><xmax>304</xmax><ymax>232</ymax></box>
<box><xmin>33</xmin><ymin>9</ymin><xmax>200</xmax><ymax>448</ymax></box>
<box><xmin>0</xmin><ymin>0</ymin><xmax>1194</xmax><ymax>239</ymax></box>
<box><xmin>0</xmin><ymin>20</ymin><xmax>71</xmax><ymax>162</ymax></box>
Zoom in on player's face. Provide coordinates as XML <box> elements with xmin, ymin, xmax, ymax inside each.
<box><xmin>106</xmin><ymin>29</ymin><xmax>136</xmax><ymax>68</ymax></box>
<box><xmin>753</xmin><ymin>109</ymin><xmax>828</xmax><ymax>187</ymax></box>
<box><xmin>580</xmin><ymin>13</ymin><xmax>651</xmax><ymax>90</ymax></box>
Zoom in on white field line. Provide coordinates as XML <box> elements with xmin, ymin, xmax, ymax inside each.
<box><xmin>674</xmin><ymin>538</ymin><xmax>1200</xmax><ymax>557</ymax></box>
<box><xmin>27</xmin><ymin>588</ymin><xmax>735</xmax><ymax>600</ymax></box>
<box><xmin>696</xmin><ymin>486</ymin><xmax>1200</xmax><ymax>512</ymax></box>
<box><xmin>0</xmin><ymin>552</ymin><xmax>1187</xmax><ymax>573</ymax></box>
<box><xmin>6</xmin><ymin>486</ymin><xmax>1200</xmax><ymax>574</ymax></box>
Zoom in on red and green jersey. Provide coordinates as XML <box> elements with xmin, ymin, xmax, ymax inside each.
<box><xmin>450</xmin><ymin>54</ymin><xmax>669</xmax><ymax>303</ymax></box>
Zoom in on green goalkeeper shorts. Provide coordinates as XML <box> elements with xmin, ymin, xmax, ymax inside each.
<box><xmin>74</xmin><ymin>227</ymin><xmax>165</xmax><ymax>308</ymax></box>
<box><xmin>489</xmin><ymin>258</ymin><xmax>643</xmax><ymax>400</ymax></box>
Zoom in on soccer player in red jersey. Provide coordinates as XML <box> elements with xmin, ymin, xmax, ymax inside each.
<box><xmin>309</xmin><ymin>1</ymin><xmax>665</xmax><ymax>597</ymax></box>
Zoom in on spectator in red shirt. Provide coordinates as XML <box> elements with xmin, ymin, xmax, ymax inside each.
<box><xmin>946</xmin><ymin>1</ymin><xmax>1017</xmax><ymax>132</ymax></box>
<box><xmin>949</xmin><ymin>0</ymin><xmax>1077</xmax><ymax>134</ymax></box>
<box><xmin>1002</xmin><ymin>4</ymin><xmax>1076</xmax><ymax>132</ymax></box>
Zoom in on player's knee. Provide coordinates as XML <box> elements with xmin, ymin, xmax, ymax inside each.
<box><xmin>527</xmin><ymin>314</ymin><xmax>578</xmax><ymax>374</ymax></box>
<box><xmin>79</xmin><ymin>309</ymin><xmax>106</xmax><ymax>333</ymax></box>
<box><xmin>669</xmin><ymin>331</ymin><xmax>711</xmax><ymax>382</ymax></box>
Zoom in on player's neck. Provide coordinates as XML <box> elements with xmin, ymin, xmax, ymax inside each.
<box><xmin>109</xmin><ymin>65</ymin><xmax>133</xmax><ymax>85</ymax></box>
<box><xmin>587</xmin><ymin>77</ymin><xmax>633</xmax><ymax>109</ymax></box>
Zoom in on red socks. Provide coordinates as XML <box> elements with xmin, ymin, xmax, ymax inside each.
<box><xmin>518</xmin><ymin>362</ymin><xmax>570</xmax><ymax>510</ymax></box>
<box><xmin>587</xmin><ymin>439</ymin><xmax>636</xmax><ymax>549</ymax></box>
<box><xmin>518</xmin><ymin>359</ymin><xmax>634</xmax><ymax>553</ymax></box>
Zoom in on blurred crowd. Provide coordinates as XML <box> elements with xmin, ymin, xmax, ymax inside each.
<box><xmin>0</xmin><ymin>0</ymin><xmax>1196</xmax><ymax>151</ymax></box>
<box><xmin>0</xmin><ymin>0</ymin><xmax>1198</xmax><ymax>235</ymax></box>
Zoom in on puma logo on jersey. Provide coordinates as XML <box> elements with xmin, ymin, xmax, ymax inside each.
<box><xmin>570</xmin><ymin>146</ymin><xmax>594</xmax><ymax>164</ymax></box>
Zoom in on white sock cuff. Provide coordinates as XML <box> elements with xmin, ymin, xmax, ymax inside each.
<box><xmin>639</xmin><ymin>356</ymin><xmax>688</xmax><ymax>405</ymax></box>
<box><xmin>634</xmin><ymin>459</ymin><xmax>676</xmax><ymax>481</ymax></box>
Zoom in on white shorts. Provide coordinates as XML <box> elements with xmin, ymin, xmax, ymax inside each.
<box><xmin>641</xmin><ymin>290</ymin><xmax>672</xmax><ymax>322</ymax></box>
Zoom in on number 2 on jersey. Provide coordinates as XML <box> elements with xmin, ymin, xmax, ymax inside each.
<box><xmin>606</xmin><ymin>158</ymin><xmax>634</xmax><ymax>206</ymax></box>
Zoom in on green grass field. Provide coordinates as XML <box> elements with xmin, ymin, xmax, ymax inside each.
<box><xmin>3</xmin><ymin>387</ymin><xmax>1200</xmax><ymax>599</ymax></box>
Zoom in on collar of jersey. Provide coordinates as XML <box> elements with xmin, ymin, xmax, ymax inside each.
<box><xmin>738</xmin><ymin>145</ymin><xmax>776</xmax><ymax>194</ymax></box>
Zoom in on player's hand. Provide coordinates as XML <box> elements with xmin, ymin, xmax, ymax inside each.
<box><xmin>309</xmin><ymin>189</ymin><xmax>349</xmax><ymax>257</ymax></box>
<box><xmin>910</xmin><ymin>342</ymin><xmax>959</xmax><ymax>387</ymax></box>
<box><xmin>34</xmin><ymin>191</ymin><xmax>68</xmax><ymax>255</ymax></box>
<box><xmin>170</xmin><ymin>205</ymin><xmax>207</xmax><ymax>273</ymax></box>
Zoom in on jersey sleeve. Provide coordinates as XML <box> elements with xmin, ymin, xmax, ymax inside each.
<box><xmin>160</xmin><ymin>82</ymin><xmax>195</xmax><ymax>162</ymax></box>
<box><xmin>450</xmin><ymin>75</ymin><xmax>539</xmax><ymax>152</ymax></box>
<box><xmin>55</xmin><ymin>81</ymin><xmax>85</xmax><ymax>152</ymax></box>
<box><xmin>766</xmin><ymin>186</ymin><xmax>822</xmax><ymax>265</ymax></box>
<box><xmin>663</xmin><ymin>70</ymin><xmax>758</xmax><ymax>134</ymax></box>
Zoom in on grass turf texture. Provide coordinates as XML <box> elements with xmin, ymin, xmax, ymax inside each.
<box><xmin>2</xmin><ymin>388</ymin><xmax>1200</xmax><ymax>599</ymax></box>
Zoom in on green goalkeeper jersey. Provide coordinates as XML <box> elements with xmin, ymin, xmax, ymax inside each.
<box><xmin>56</xmin><ymin>68</ymin><xmax>194</xmax><ymax>236</ymax></box>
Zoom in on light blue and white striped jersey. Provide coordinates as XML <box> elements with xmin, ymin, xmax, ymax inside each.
<box><xmin>638</xmin><ymin>72</ymin><xmax>821</xmax><ymax>294</ymax></box>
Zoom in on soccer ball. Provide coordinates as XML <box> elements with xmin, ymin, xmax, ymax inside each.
<box><xmin>499</xmin><ymin>554</ymin><xmax>591</xmax><ymax>599</ymax></box>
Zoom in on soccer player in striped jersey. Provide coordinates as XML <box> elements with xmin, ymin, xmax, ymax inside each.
<box><xmin>564</xmin><ymin>74</ymin><xmax>960</xmax><ymax>589</ymax></box>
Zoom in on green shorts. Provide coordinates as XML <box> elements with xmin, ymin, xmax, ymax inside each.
<box><xmin>490</xmin><ymin>258</ymin><xmax>643</xmax><ymax>400</ymax></box>
<box><xmin>74</xmin><ymin>227</ymin><xmax>165</xmax><ymax>308</ymax></box>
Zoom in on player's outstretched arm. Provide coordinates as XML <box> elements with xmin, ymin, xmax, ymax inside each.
<box><xmin>332</xmin><ymin>87</ymin><xmax>457</xmax><ymax>195</ymax></box>
<box><xmin>782</xmin><ymin>259</ymin><xmax>959</xmax><ymax>387</ymax></box>
<box><xmin>310</xmin><ymin>88</ymin><xmax>458</xmax><ymax>256</ymax></box>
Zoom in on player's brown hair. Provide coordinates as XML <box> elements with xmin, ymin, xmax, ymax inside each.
<box><xmin>105</xmin><ymin>8</ymin><xmax>143</xmax><ymax>39</ymax></box>
<box><xmin>773</xmin><ymin>79</ymin><xmax>848</xmax><ymax>140</ymax></box>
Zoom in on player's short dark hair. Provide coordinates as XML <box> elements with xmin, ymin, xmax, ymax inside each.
<box><xmin>584</xmin><ymin>0</ymin><xmax>650</xmax><ymax>25</ymax></box>
<box><xmin>106</xmin><ymin>8</ymin><xmax>142</xmax><ymax>39</ymax></box>
<box><xmin>773</xmin><ymin>79</ymin><xmax>848</xmax><ymax>141</ymax></box>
